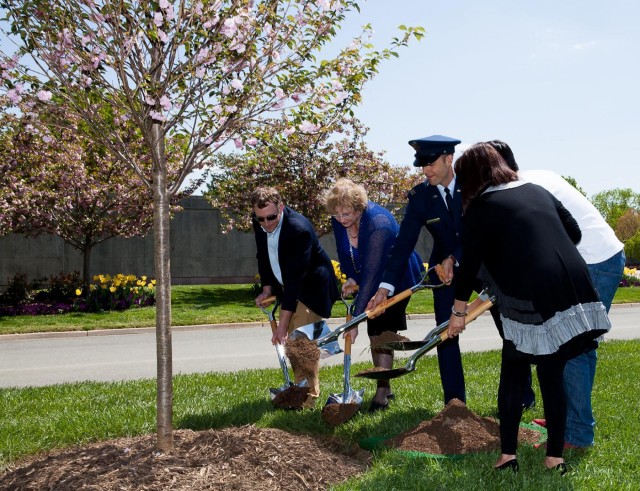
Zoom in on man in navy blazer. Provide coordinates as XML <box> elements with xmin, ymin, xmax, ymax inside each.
<box><xmin>368</xmin><ymin>135</ymin><xmax>466</xmax><ymax>405</ymax></box>
<box><xmin>252</xmin><ymin>186</ymin><xmax>339</xmax><ymax>407</ymax></box>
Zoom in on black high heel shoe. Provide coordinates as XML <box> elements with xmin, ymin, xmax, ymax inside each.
<box><xmin>495</xmin><ymin>459</ymin><xmax>519</xmax><ymax>472</ymax></box>
<box><xmin>548</xmin><ymin>462</ymin><xmax>568</xmax><ymax>476</ymax></box>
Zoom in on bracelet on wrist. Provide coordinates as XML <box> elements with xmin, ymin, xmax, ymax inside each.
<box><xmin>451</xmin><ymin>306</ymin><xmax>468</xmax><ymax>317</ymax></box>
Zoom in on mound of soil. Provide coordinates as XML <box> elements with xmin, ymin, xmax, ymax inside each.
<box><xmin>384</xmin><ymin>399</ymin><xmax>541</xmax><ymax>455</ymax></box>
<box><xmin>0</xmin><ymin>426</ymin><xmax>370</xmax><ymax>490</ymax></box>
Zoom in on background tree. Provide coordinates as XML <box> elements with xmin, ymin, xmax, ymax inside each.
<box><xmin>0</xmin><ymin>99</ymin><xmax>190</xmax><ymax>288</ymax></box>
<box><xmin>1</xmin><ymin>0</ymin><xmax>422</xmax><ymax>450</ymax></box>
<box><xmin>591</xmin><ymin>188</ymin><xmax>640</xmax><ymax>229</ymax></box>
<box><xmin>562</xmin><ymin>175</ymin><xmax>587</xmax><ymax>197</ymax></box>
<box><xmin>205</xmin><ymin>117</ymin><xmax>423</xmax><ymax>235</ymax></box>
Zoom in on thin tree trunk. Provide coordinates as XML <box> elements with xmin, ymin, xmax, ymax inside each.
<box><xmin>152</xmin><ymin>126</ymin><xmax>173</xmax><ymax>451</ymax></box>
<box><xmin>82</xmin><ymin>243</ymin><xmax>91</xmax><ymax>292</ymax></box>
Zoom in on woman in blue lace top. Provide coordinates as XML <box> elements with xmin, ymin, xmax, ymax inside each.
<box><xmin>324</xmin><ymin>178</ymin><xmax>423</xmax><ymax>412</ymax></box>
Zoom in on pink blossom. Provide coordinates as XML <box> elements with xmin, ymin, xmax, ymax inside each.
<box><xmin>154</xmin><ymin>12</ymin><xmax>164</xmax><ymax>26</ymax></box>
<box><xmin>145</xmin><ymin>96</ymin><xmax>156</xmax><ymax>105</ymax></box>
<box><xmin>283</xmin><ymin>127</ymin><xmax>296</xmax><ymax>137</ymax></box>
<box><xmin>221</xmin><ymin>17</ymin><xmax>238</xmax><ymax>37</ymax></box>
<box><xmin>195</xmin><ymin>67</ymin><xmax>205</xmax><ymax>78</ymax></box>
<box><xmin>158</xmin><ymin>29</ymin><xmax>168</xmax><ymax>43</ymax></box>
<box><xmin>37</xmin><ymin>90</ymin><xmax>52</xmax><ymax>101</ymax></box>
<box><xmin>234</xmin><ymin>138</ymin><xmax>244</xmax><ymax>149</ymax></box>
<box><xmin>159</xmin><ymin>95</ymin><xmax>172</xmax><ymax>110</ymax></box>
<box><xmin>275</xmin><ymin>87</ymin><xmax>285</xmax><ymax>99</ymax></box>
<box><xmin>193</xmin><ymin>2</ymin><xmax>203</xmax><ymax>15</ymax></box>
<box><xmin>6</xmin><ymin>89</ymin><xmax>22</xmax><ymax>104</ymax></box>
<box><xmin>317</xmin><ymin>0</ymin><xmax>332</xmax><ymax>10</ymax></box>
<box><xmin>225</xmin><ymin>105</ymin><xmax>237</xmax><ymax>113</ymax></box>
<box><xmin>298</xmin><ymin>121</ymin><xmax>319</xmax><ymax>133</ymax></box>
<box><xmin>212</xmin><ymin>105</ymin><xmax>223</xmax><ymax>115</ymax></box>
<box><xmin>159</xmin><ymin>0</ymin><xmax>170</xmax><ymax>9</ymax></box>
<box><xmin>332</xmin><ymin>91</ymin><xmax>348</xmax><ymax>105</ymax></box>
<box><xmin>291</xmin><ymin>93</ymin><xmax>302</xmax><ymax>103</ymax></box>
<box><xmin>149</xmin><ymin>110</ymin><xmax>167</xmax><ymax>122</ymax></box>
<box><xmin>231</xmin><ymin>79</ymin><xmax>243</xmax><ymax>91</ymax></box>
<box><xmin>246</xmin><ymin>137</ymin><xmax>258</xmax><ymax>146</ymax></box>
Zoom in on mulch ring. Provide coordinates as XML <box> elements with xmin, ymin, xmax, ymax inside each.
<box><xmin>0</xmin><ymin>425</ymin><xmax>370</xmax><ymax>490</ymax></box>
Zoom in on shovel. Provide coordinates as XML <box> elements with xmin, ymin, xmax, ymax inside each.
<box><xmin>313</xmin><ymin>265</ymin><xmax>449</xmax><ymax>348</ymax></box>
<box><xmin>355</xmin><ymin>297</ymin><xmax>495</xmax><ymax>380</ymax></box>
<box><xmin>377</xmin><ymin>289</ymin><xmax>496</xmax><ymax>351</ymax></box>
<box><xmin>259</xmin><ymin>296</ymin><xmax>309</xmax><ymax>406</ymax></box>
<box><xmin>321</xmin><ymin>291</ymin><xmax>364</xmax><ymax>425</ymax></box>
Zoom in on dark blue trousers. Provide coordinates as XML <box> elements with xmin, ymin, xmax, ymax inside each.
<box><xmin>434</xmin><ymin>286</ymin><xmax>465</xmax><ymax>404</ymax></box>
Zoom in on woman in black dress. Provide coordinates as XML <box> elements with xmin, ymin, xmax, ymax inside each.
<box><xmin>447</xmin><ymin>143</ymin><xmax>610</xmax><ymax>474</ymax></box>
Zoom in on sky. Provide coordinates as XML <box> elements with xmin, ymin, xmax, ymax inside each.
<box><xmin>332</xmin><ymin>0</ymin><xmax>640</xmax><ymax>197</ymax></box>
<box><xmin>1</xmin><ymin>1</ymin><xmax>638</xmax><ymax>198</ymax></box>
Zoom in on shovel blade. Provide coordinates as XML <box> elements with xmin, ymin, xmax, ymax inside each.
<box><xmin>291</xmin><ymin>320</ymin><xmax>342</xmax><ymax>358</ymax></box>
<box><xmin>354</xmin><ymin>367</ymin><xmax>412</xmax><ymax>380</ymax></box>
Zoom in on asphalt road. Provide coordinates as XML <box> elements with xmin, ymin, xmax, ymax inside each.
<box><xmin>0</xmin><ymin>304</ymin><xmax>638</xmax><ymax>388</ymax></box>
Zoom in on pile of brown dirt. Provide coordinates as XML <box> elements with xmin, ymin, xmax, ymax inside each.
<box><xmin>0</xmin><ymin>426</ymin><xmax>370</xmax><ymax>490</ymax></box>
<box><xmin>384</xmin><ymin>399</ymin><xmax>541</xmax><ymax>455</ymax></box>
<box><xmin>272</xmin><ymin>384</ymin><xmax>310</xmax><ymax>409</ymax></box>
<box><xmin>321</xmin><ymin>402</ymin><xmax>361</xmax><ymax>426</ymax></box>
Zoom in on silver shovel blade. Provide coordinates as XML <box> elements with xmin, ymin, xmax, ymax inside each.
<box><xmin>291</xmin><ymin>320</ymin><xmax>343</xmax><ymax>358</ymax></box>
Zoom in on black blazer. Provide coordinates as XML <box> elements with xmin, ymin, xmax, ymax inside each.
<box><xmin>253</xmin><ymin>206</ymin><xmax>339</xmax><ymax>318</ymax></box>
<box><xmin>382</xmin><ymin>179</ymin><xmax>464</xmax><ymax>288</ymax></box>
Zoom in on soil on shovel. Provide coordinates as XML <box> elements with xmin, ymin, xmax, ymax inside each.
<box><xmin>384</xmin><ymin>398</ymin><xmax>541</xmax><ymax>455</ymax></box>
<box><xmin>370</xmin><ymin>331</ymin><xmax>410</xmax><ymax>349</ymax></box>
<box><xmin>0</xmin><ymin>425</ymin><xmax>370</xmax><ymax>491</ymax></box>
<box><xmin>285</xmin><ymin>335</ymin><xmax>321</xmax><ymax>382</ymax></box>
<box><xmin>321</xmin><ymin>402</ymin><xmax>361</xmax><ymax>426</ymax></box>
<box><xmin>272</xmin><ymin>385</ymin><xmax>310</xmax><ymax>409</ymax></box>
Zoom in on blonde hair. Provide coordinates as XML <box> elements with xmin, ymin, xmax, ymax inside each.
<box><xmin>323</xmin><ymin>178</ymin><xmax>368</xmax><ymax>214</ymax></box>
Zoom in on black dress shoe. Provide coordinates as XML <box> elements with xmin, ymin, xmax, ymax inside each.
<box><xmin>548</xmin><ymin>462</ymin><xmax>568</xmax><ymax>476</ymax></box>
<box><xmin>368</xmin><ymin>400</ymin><xmax>389</xmax><ymax>413</ymax></box>
<box><xmin>495</xmin><ymin>459</ymin><xmax>519</xmax><ymax>472</ymax></box>
<box><xmin>387</xmin><ymin>392</ymin><xmax>395</xmax><ymax>400</ymax></box>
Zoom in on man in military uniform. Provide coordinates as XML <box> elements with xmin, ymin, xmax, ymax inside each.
<box><xmin>368</xmin><ymin>135</ymin><xmax>465</xmax><ymax>405</ymax></box>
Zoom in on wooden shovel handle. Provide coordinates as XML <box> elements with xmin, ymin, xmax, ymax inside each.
<box><xmin>365</xmin><ymin>288</ymin><xmax>413</xmax><ymax>319</ymax></box>
<box><xmin>344</xmin><ymin>332</ymin><xmax>352</xmax><ymax>355</ymax></box>
<box><xmin>260</xmin><ymin>296</ymin><xmax>277</xmax><ymax>308</ymax></box>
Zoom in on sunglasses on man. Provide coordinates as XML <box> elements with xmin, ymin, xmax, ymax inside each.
<box><xmin>254</xmin><ymin>212</ymin><xmax>279</xmax><ymax>223</ymax></box>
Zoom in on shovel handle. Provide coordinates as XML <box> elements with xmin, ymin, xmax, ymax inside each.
<box><xmin>260</xmin><ymin>296</ymin><xmax>277</xmax><ymax>308</ymax></box>
<box><xmin>464</xmin><ymin>297</ymin><xmax>494</xmax><ymax>323</ymax></box>
<box><xmin>344</xmin><ymin>333</ymin><xmax>352</xmax><ymax>355</ymax></box>
<box><xmin>365</xmin><ymin>288</ymin><xmax>413</xmax><ymax>319</ymax></box>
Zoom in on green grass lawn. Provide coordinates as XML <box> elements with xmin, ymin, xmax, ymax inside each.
<box><xmin>1</xmin><ymin>285</ymin><xmax>638</xmax><ymax>336</ymax></box>
<box><xmin>1</xmin><ymin>339</ymin><xmax>638</xmax><ymax>489</ymax></box>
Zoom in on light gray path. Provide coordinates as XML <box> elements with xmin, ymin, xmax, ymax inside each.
<box><xmin>0</xmin><ymin>305</ymin><xmax>637</xmax><ymax>388</ymax></box>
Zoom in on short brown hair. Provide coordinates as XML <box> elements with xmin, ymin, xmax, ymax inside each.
<box><xmin>323</xmin><ymin>178</ymin><xmax>368</xmax><ymax>214</ymax></box>
<box><xmin>251</xmin><ymin>187</ymin><xmax>282</xmax><ymax>209</ymax></box>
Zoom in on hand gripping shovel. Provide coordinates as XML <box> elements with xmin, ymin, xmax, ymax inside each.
<box><xmin>314</xmin><ymin>265</ymin><xmax>448</xmax><ymax>349</ymax></box>
<box><xmin>321</xmin><ymin>291</ymin><xmax>364</xmax><ymax>425</ymax></box>
<box><xmin>377</xmin><ymin>289</ymin><xmax>496</xmax><ymax>351</ymax></box>
<box><xmin>354</xmin><ymin>297</ymin><xmax>495</xmax><ymax>380</ymax></box>
<box><xmin>259</xmin><ymin>296</ymin><xmax>309</xmax><ymax>409</ymax></box>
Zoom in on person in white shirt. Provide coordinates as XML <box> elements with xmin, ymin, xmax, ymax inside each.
<box><xmin>488</xmin><ymin>140</ymin><xmax>625</xmax><ymax>449</ymax></box>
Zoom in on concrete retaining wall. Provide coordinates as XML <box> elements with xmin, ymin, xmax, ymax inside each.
<box><xmin>0</xmin><ymin>196</ymin><xmax>433</xmax><ymax>287</ymax></box>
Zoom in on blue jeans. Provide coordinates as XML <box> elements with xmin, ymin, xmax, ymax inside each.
<box><xmin>563</xmin><ymin>250</ymin><xmax>625</xmax><ymax>447</ymax></box>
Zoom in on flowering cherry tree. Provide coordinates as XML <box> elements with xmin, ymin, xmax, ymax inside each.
<box><xmin>0</xmin><ymin>0</ymin><xmax>423</xmax><ymax>450</ymax></box>
<box><xmin>206</xmin><ymin>117</ymin><xmax>423</xmax><ymax>234</ymax></box>
<box><xmin>0</xmin><ymin>101</ymin><xmax>191</xmax><ymax>287</ymax></box>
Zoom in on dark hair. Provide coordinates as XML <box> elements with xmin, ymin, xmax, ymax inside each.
<box><xmin>251</xmin><ymin>186</ymin><xmax>282</xmax><ymax>209</ymax></box>
<box><xmin>454</xmin><ymin>142</ymin><xmax>518</xmax><ymax>209</ymax></box>
<box><xmin>486</xmin><ymin>140</ymin><xmax>518</xmax><ymax>171</ymax></box>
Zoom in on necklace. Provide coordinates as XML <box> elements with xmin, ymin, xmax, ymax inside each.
<box><xmin>349</xmin><ymin>242</ymin><xmax>361</xmax><ymax>274</ymax></box>
<box><xmin>347</xmin><ymin>227</ymin><xmax>358</xmax><ymax>239</ymax></box>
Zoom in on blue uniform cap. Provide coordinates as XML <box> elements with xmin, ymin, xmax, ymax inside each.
<box><xmin>408</xmin><ymin>135</ymin><xmax>461</xmax><ymax>167</ymax></box>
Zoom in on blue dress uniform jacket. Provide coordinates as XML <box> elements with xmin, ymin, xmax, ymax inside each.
<box><xmin>253</xmin><ymin>206</ymin><xmax>339</xmax><ymax>318</ymax></box>
<box><xmin>381</xmin><ymin>179</ymin><xmax>466</xmax><ymax>404</ymax></box>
